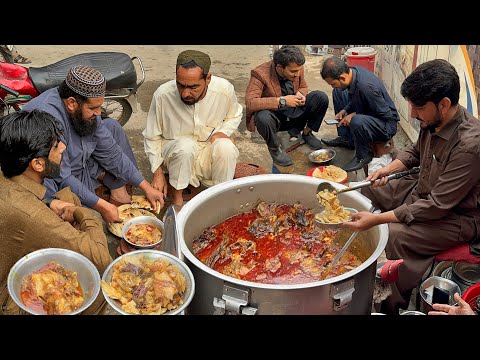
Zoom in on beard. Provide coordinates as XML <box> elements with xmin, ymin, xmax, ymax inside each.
<box><xmin>181</xmin><ymin>84</ymin><xmax>207</xmax><ymax>105</ymax></box>
<box><xmin>181</xmin><ymin>96</ymin><xmax>196</xmax><ymax>105</ymax></box>
<box><xmin>418</xmin><ymin>109</ymin><xmax>442</xmax><ymax>133</ymax></box>
<box><xmin>42</xmin><ymin>157</ymin><xmax>61</xmax><ymax>179</ymax></box>
<box><xmin>69</xmin><ymin>107</ymin><xmax>98</xmax><ymax>137</ymax></box>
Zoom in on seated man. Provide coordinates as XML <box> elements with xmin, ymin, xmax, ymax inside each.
<box><xmin>22</xmin><ymin>65</ymin><xmax>164</xmax><ymax>223</ymax></box>
<box><xmin>344</xmin><ymin>59</ymin><xmax>480</xmax><ymax>315</ymax></box>
<box><xmin>143</xmin><ymin>50</ymin><xmax>242</xmax><ymax>207</ymax></box>
<box><xmin>0</xmin><ymin>110</ymin><xmax>112</xmax><ymax>315</ymax></box>
<box><xmin>245</xmin><ymin>45</ymin><xmax>329</xmax><ymax>167</ymax></box>
<box><xmin>321</xmin><ymin>56</ymin><xmax>399</xmax><ymax>172</ymax></box>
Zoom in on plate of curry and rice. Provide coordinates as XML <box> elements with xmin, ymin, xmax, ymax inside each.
<box><xmin>107</xmin><ymin>195</ymin><xmax>161</xmax><ymax>237</ymax></box>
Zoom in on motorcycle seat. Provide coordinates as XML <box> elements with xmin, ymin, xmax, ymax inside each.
<box><xmin>28</xmin><ymin>52</ymin><xmax>137</xmax><ymax>94</ymax></box>
<box><xmin>0</xmin><ymin>62</ymin><xmax>39</xmax><ymax>98</ymax></box>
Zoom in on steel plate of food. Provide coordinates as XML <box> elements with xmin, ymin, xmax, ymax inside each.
<box><xmin>101</xmin><ymin>250</ymin><xmax>195</xmax><ymax>315</ymax></box>
<box><xmin>107</xmin><ymin>204</ymin><xmax>158</xmax><ymax>237</ymax></box>
<box><xmin>308</xmin><ymin>149</ymin><xmax>336</xmax><ymax>164</ymax></box>
<box><xmin>122</xmin><ymin>216</ymin><xmax>164</xmax><ymax>248</ymax></box>
<box><xmin>7</xmin><ymin>248</ymin><xmax>101</xmax><ymax>315</ymax></box>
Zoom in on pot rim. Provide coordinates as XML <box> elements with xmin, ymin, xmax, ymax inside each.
<box><xmin>177</xmin><ymin>174</ymin><xmax>388</xmax><ymax>290</ymax></box>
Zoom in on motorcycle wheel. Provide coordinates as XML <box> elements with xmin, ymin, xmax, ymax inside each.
<box><xmin>101</xmin><ymin>98</ymin><xmax>132</xmax><ymax>127</ymax></box>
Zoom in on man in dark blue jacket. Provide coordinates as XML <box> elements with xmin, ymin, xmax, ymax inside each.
<box><xmin>23</xmin><ymin>65</ymin><xmax>164</xmax><ymax>223</ymax></box>
<box><xmin>321</xmin><ymin>57</ymin><xmax>399</xmax><ymax>171</ymax></box>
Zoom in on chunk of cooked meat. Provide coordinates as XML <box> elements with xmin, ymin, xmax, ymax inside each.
<box><xmin>265</xmin><ymin>255</ymin><xmax>282</xmax><ymax>273</ymax></box>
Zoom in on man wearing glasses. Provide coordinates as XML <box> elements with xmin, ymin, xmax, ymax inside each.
<box><xmin>143</xmin><ymin>50</ymin><xmax>242</xmax><ymax>207</ymax></box>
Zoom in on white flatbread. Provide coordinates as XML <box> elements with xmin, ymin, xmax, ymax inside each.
<box><xmin>130</xmin><ymin>195</ymin><xmax>153</xmax><ymax>210</ymax></box>
<box><xmin>312</xmin><ymin>165</ymin><xmax>347</xmax><ymax>183</ymax></box>
<box><xmin>130</xmin><ymin>195</ymin><xmax>162</xmax><ymax>215</ymax></box>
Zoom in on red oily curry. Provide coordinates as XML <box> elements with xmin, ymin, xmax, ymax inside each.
<box><xmin>192</xmin><ymin>201</ymin><xmax>362</xmax><ymax>283</ymax></box>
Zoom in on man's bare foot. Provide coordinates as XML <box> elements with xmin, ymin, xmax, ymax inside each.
<box><xmin>172</xmin><ymin>188</ymin><xmax>184</xmax><ymax>207</ymax></box>
<box><xmin>110</xmin><ymin>186</ymin><xmax>132</xmax><ymax>205</ymax></box>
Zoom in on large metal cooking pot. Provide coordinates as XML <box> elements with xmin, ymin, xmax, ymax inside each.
<box><xmin>175</xmin><ymin>174</ymin><xmax>388</xmax><ymax>315</ymax></box>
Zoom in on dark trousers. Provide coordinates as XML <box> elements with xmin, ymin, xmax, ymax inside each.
<box><xmin>332</xmin><ymin>88</ymin><xmax>353</xmax><ymax>143</ymax></box>
<box><xmin>332</xmin><ymin>88</ymin><xmax>397</xmax><ymax>159</ymax></box>
<box><xmin>254</xmin><ymin>90</ymin><xmax>328</xmax><ymax>149</ymax></box>
<box><xmin>97</xmin><ymin>118</ymin><xmax>138</xmax><ymax>190</ymax></box>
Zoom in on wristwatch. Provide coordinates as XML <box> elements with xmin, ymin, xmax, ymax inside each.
<box><xmin>279</xmin><ymin>97</ymin><xmax>286</xmax><ymax>108</ymax></box>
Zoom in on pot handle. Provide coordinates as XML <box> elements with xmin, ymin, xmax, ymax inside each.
<box><xmin>213</xmin><ymin>284</ymin><xmax>258</xmax><ymax>315</ymax></box>
<box><xmin>330</xmin><ymin>278</ymin><xmax>355</xmax><ymax>311</ymax></box>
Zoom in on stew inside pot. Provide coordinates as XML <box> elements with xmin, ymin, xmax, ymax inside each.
<box><xmin>192</xmin><ymin>201</ymin><xmax>362</xmax><ymax>283</ymax></box>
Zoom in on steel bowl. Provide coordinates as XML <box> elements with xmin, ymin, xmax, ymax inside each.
<box><xmin>308</xmin><ymin>149</ymin><xmax>336</xmax><ymax>164</ymax></box>
<box><xmin>432</xmin><ymin>261</ymin><xmax>454</xmax><ymax>278</ymax></box>
<box><xmin>419</xmin><ymin>276</ymin><xmax>461</xmax><ymax>313</ymax></box>
<box><xmin>102</xmin><ymin>250</ymin><xmax>195</xmax><ymax>315</ymax></box>
<box><xmin>314</xmin><ymin>207</ymin><xmax>358</xmax><ymax>227</ymax></box>
<box><xmin>400</xmin><ymin>310</ymin><xmax>426</xmax><ymax>315</ymax></box>
<box><xmin>7</xmin><ymin>248</ymin><xmax>101</xmax><ymax>315</ymax></box>
<box><xmin>122</xmin><ymin>216</ymin><xmax>164</xmax><ymax>248</ymax></box>
<box><xmin>452</xmin><ymin>262</ymin><xmax>480</xmax><ymax>284</ymax></box>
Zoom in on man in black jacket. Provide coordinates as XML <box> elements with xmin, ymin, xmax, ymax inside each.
<box><xmin>321</xmin><ymin>57</ymin><xmax>399</xmax><ymax>171</ymax></box>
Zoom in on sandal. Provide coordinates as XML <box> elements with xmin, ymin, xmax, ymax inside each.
<box><xmin>13</xmin><ymin>54</ymin><xmax>31</xmax><ymax>64</ymax></box>
<box><xmin>376</xmin><ymin>259</ymin><xmax>404</xmax><ymax>283</ymax></box>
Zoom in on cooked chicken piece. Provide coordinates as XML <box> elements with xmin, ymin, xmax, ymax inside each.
<box><xmin>265</xmin><ymin>255</ymin><xmax>281</xmax><ymax>273</ymax></box>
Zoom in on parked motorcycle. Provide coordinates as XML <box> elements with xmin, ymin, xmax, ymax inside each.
<box><xmin>0</xmin><ymin>52</ymin><xmax>145</xmax><ymax>126</ymax></box>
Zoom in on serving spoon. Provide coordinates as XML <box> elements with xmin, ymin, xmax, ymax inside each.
<box><xmin>321</xmin><ymin>205</ymin><xmax>376</xmax><ymax>279</ymax></box>
<box><xmin>316</xmin><ymin>167</ymin><xmax>420</xmax><ymax>195</ymax></box>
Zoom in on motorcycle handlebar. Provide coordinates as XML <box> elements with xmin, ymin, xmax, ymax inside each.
<box><xmin>0</xmin><ymin>84</ymin><xmax>20</xmax><ymax>97</ymax></box>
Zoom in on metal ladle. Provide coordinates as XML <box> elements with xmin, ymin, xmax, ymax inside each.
<box><xmin>316</xmin><ymin>167</ymin><xmax>420</xmax><ymax>196</ymax></box>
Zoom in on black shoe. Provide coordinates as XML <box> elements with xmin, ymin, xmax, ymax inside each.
<box><xmin>321</xmin><ymin>136</ymin><xmax>355</xmax><ymax>150</ymax></box>
<box><xmin>288</xmin><ymin>128</ymin><xmax>299</xmax><ymax>136</ymax></box>
<box><xmin>269</xmin><ymin>146</ymin><xmax>293</xmax><ymax>166</ymax></box>
<box><xmin>288</xmin><ymin>128</ymin><xmax>301</xmax><ymax>141</ymax></box>
<box><xmin>302</xmin><ymin>131</ymin><xmax>322</xmax><ymax>150</ymax></box>
<box><xmin>342</xmin><ymin>156</ymin><xmax>373</xmax><ymax>172</ymax></box>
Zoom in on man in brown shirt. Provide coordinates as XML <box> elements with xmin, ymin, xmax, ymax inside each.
<box><xmin>344</xmin><ymin>59</ymin><xmax>480</xmax><ymax>314</ymax></box>
<box><xmin>245</xmin><ymin>45</ymin><xmax>329</xmax><ymax>166</ymax></box>
<box><xmin>0</xmin><ymin>110</ymin><xmax>112</xmax><ymax>315</ymax></box>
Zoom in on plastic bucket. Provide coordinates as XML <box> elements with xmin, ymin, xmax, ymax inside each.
<box><xmin>462</xmin><ymin>282</ymin><xmax>480</xmax><ymax>312</ymax></box>
<box><xmin>345</xmin><ymin>46</ymin><xmax>377</xmax><ymax>73</ymax></box>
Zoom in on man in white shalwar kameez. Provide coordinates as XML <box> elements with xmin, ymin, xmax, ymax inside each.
<box><xmin>143</xmin><ymin>50</ymin><xmax>242</xmax><ymax>206</ymax></box>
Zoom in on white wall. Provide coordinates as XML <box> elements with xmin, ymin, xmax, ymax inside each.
<box><xmin>371</xmin><ymin>45</ymin><xmax>478</xmax><ymax>142</ymax></box>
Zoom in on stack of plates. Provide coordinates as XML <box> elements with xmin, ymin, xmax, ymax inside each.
<box><xmin>432</xmin><ymin>261</ymin><xmax>480</xmax><ymax>294</ymax></box>
<box><xmin>432</xmin><ymin>261</ymin><xmax>453</xmax><ymax>278</ymax></box>
<box><xmin>451</xmin><ymin>262</ymin><xmax>480</xmax><ymax>294</ymax></box>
